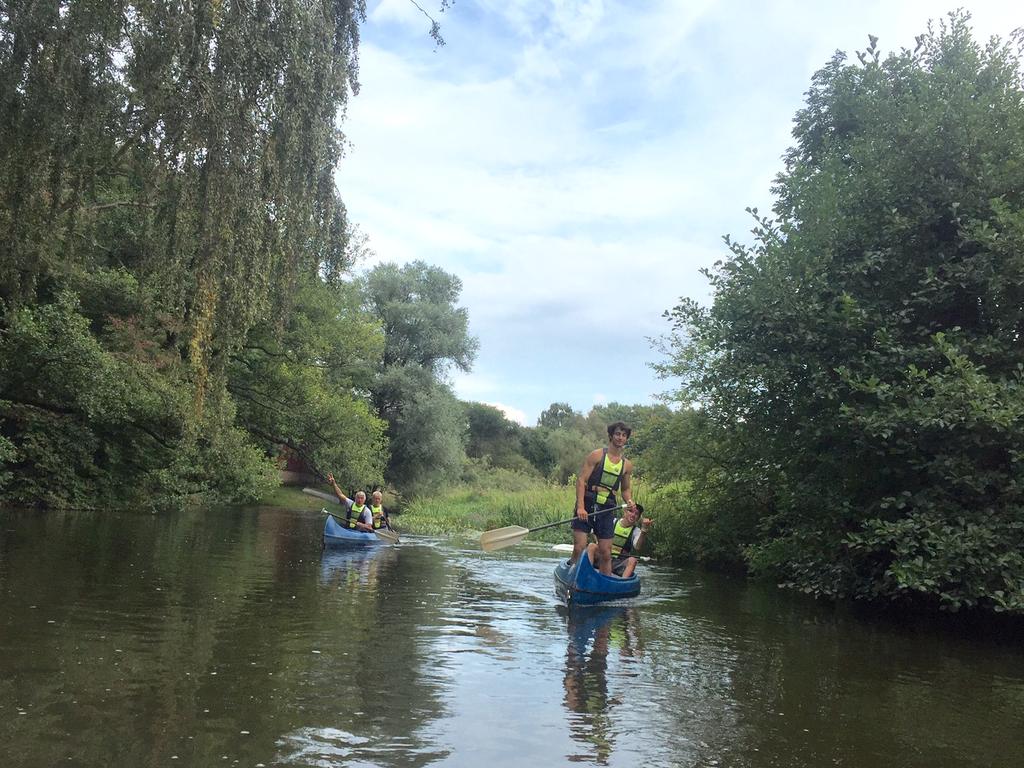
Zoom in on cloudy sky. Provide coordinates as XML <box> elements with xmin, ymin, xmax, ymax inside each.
<box><xmin>335</xmin><ymin>0</ymin><xmax>1023</xmax><ymax>426</ymax></box>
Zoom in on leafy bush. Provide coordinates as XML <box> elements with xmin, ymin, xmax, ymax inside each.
<box><xmin>655</xmin><ymin>15</ymin><xmax>1024</xmax><ymax>613</ymax></box>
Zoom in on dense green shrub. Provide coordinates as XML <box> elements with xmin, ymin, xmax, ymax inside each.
<box><xmin>657</xmin><ymin>15</ymin><xmax>1024</xmax><ymax>612</ymax></box>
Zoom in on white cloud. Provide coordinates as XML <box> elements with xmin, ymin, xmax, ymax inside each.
<box><xmin>449</xmin><ymin>372</ymin><xmax>529</xmax><ymax>425</ymax></box>
<box><xmin>369</xmin><ymin>0</ymin><xmax>428</xmax><ymax>28</ymax></box>
<box><xmin>340</xmin><ymin>0</ymin><xmax>1024</xmax><ymax>426</ymax></box>
<box><xmin>449</xmin><ymin>369</ymin><xmax>497</xmax><ymax>399</ymax></box>
<box><xmin>486</xmin><ymin>402</ymin><xmax>529</xmax><ymax>426</ymax></box>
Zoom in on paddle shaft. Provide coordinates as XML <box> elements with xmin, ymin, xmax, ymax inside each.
<box><xmin>304</xmin><ymin>486</ymin><xmax>344</xmax><ymax>506</ymax></box>
<box><xmin>528</xmin><ymin>503</ymin><xmax>625</xmax><ymax>534</ymax></box>
<box><xmin>479</xmin><ymin>503</ymin><xmax>630</xmax><ymax>551</ymax></box>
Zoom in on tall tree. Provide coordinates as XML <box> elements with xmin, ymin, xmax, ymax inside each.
<box><xmin>537</xmin><ymin>402</ymin><xmax>585</xmax><ymax>430</ymax></box>
<box><xmin>657</xmin><ymin>14</ymin><xmax>1024</xmax><ymax>612</ymax></box>
<box><xmin>0</xmin><ymin>1</ymin><xmax>369</xmax><ymax>507</ymax></box>
<box><xmin>523</xmin><ymin>403</ymin><xmax>593</xmax><ymax>484</ymax></box>
<box><xmin>362</xmin><ymin>261</ymin><xmax>478</xmax><ymax>492</ymax></box>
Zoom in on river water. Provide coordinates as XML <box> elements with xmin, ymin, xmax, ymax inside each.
<box><xmin>1</xmin><ymin>506</ymin><xmax>1021</xmax><ymax>767</ymax></box>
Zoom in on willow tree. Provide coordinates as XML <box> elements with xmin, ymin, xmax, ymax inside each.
<box><xmin>658</xmin><ymin>15</ymin><xmax>1024</xmax><ymax>612</ymax></box>
<box><xmin>0</xmin><ymin>1</ymin><xmax>369</xmax><ymax>506</ymax></box>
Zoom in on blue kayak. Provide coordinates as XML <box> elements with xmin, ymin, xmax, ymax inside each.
<box><xmin>553</xmin><ymin>550</ymin><xmax>641</xmax><ymax>605</ymax></box>
<box><xmin>323</xmin><ymin>511</ymin><xmax>382</xmax><ymax>547</ymax></box>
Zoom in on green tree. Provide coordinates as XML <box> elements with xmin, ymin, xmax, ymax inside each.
<box><xmin>0</xmin><ymin>1</ymin><xmax>369</xmax><ymax>507</ymax></box>
<box><xmin>519</xmin><ymin>423</ymin><xmax>593</xmax><ymax>485</ymax></box>
<box><xmin>1</xmin><ymin>0</ymin><xmax>364</xmax><ymax>392</ymax></box>
<box><xmin>544</xmin><ymin>426</ymin><xmax>596</xmax><ymax>485</ymax></box>
<box><xmin>374</xmin><ymin>365</ymin><xmax>465</xmax><ymax>493</ymax></box>
<box><xmin>657</xmin><ymin>14</ymin><xmax>1024</xmax><ymax>612</ymax></box>
<box><xmin>527</xmin><ymin>403</ymin><xmax>590</xmax><ymax>482</ymax></box>
<box><xmin>463</xmin><ymin>401</ymin><xmax>536</xmax><ymax>474</ymax></box>
<box><xmin>362</xmin><ymin>261</ymin><xmax>478</xmax><ymax>493</ymax></box>
<box><xmin>520</xmin><ymin>426</ymin><xmax>558</xmax><ymax>478</ymax></box>
<box><xmin>227</xmin><ymin>277</ymin><xmax>387</xmax><ymax>491</ymax></box>
<box><xmin>538</xmin><ymin>402</ymin><xmax>585</xmax><ymax>430</ymax></box>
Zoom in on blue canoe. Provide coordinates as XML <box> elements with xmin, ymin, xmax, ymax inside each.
<box><xmin>553</xmin><ymin>550</ymin><xmax>641</xmax><ymax>605</ymax></box>
<box><xmin>323</xmin><ymin>511</ymin><xmax>382</xmax><ymax>547</ymax></box>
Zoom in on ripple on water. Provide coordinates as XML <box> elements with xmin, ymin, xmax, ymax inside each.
<box><xmin>276</xmin><ymin>726</ymin><xmax>450</xmax><ymax>767</ymax></box>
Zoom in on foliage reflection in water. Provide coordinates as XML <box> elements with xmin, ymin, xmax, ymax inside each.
<box><xmin>0</xmin><ymin>507</ymin><xmax>1022</xmax><ymax>768</ymax></box>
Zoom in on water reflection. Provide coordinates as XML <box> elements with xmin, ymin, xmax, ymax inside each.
<box><xmin>319</xmin><ymin>545</ymin><xmax>398</xmax><ymax>591</ymax></box>
<box><xmin>560</xmin><ymin>604</ymin><xmax>642</xmax><ymax>765</ymax></box>
<box><xmin>2</xmin><ymin>509</ymin><xmax>1023</xmax><ymax>768</ymax></box>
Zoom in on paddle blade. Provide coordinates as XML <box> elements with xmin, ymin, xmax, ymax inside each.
<box><xmin>304</xmin><ymin>487</ymin><xmax>340</xmax><ymax>505</ymax></box>
<box><xmin>480</xmin><ymin>525</ymin><xmax>531</xmax><ymax>552</ymax></box>
<box><xmin>374</xmin><ymin>528</ymin><xmax>400</xmax><ymax>545</ymax></box>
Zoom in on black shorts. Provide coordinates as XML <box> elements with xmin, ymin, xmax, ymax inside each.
<box><xmin>570</xmin><ymin>496</ymin><xmax>617</xmax><ymax>539</ymax></box>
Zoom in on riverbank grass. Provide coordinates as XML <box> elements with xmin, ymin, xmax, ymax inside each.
<box><xmin>259</xmin><ymin>484</ymin><xmax>327</xmax><ymax>510</ymax></box>
<box><xmin>401</xmin><ymin>480</ymin><xmax>575</xmax><ymax>544</ymax></box>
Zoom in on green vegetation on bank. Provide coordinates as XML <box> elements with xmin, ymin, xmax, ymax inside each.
<box><xmin>258</xmin><ymin>485</ymin><xmax>329</xmax><ymax>512</ymax></box>
<box><xmin>655</xmin><ymin>16</ymin><xmax>1024</xmax><ymax>612</ymax></box>
<box><xmin>3</xmin><ymin>10</ymin><xmax>1022</xmax><ymax>616</ymax></box>
<box><xmin>401</xmin><ymin>466</ymin><xmax>575</xmax><ymax>541</ymax></box>
<box><xmin>0</xmin><ymin>4</ymin><xmax>478</xmax><ymax>508</ymax></box>
<box><xmin>281</xmin><ymin>463</ymin><xmax>686</xmax><ymax>564</ymax></box>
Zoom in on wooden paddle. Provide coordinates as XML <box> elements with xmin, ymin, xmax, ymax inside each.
<box><xmin>479</xmin><ymin>503</ymin><xmax>627</xmax><ymax>552</ymax></box>
<box><xmin>305</xmin><ymin>487</ymin><xmax>400</xmax><ymax>544</ymax></box>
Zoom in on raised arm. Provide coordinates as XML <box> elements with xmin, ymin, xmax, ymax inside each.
<box><xmin>326</xmin><ymin>473</ymin><xmax>350</xmax><ymax>504</ymax></box>
<box><xmin>633</xmin><ymin>513</ymin><xmax>652</xmax><ymax>551</ymax></box>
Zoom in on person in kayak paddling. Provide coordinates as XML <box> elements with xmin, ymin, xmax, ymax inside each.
<box><xmin>369</xmin><ymin>489</ymin><xmax>393</xmax><ymax>532</ymax></box>
<box><xmin>587</xmin><ymin>503</ymin><xmax>652</xmax><ymax>578</ymax></box>
<box><xmin>571</xmin><ymin>421</ymin><xmax>638</xmax><ymax>575</ymax></box>
<box><xmin>326</xmin><ymin>473</ymin><xmax>374</xmax><ymax>532</ymax></box>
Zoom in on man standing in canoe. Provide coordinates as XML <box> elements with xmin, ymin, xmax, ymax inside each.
<box><xmin>326</xmin><ymin>473</ymin><xmax>374</xmax><ymax>533</ymax></box>
<box><xmin>571</xmin><ymin>421</ymin><xmax>638</xmax><ymax>575</ymax></box>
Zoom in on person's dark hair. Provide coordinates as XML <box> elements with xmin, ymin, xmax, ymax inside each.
<box><xmin>607</xmin><ymin>421</ymin><xmax>632</xmax><ymax>439</ymax></box>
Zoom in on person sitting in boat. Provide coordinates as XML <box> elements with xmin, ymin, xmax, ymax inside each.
<box><xmin>326</xmin><ymin>473</ymin><xmax>374</xmax><ymax>532</ymax></box>
<box><xmin>572</xmin><ymin>421</ymin><xmax>638</xmax><ymax>575</ymax></box>
<box><xmin>369</xmin><ymin>489</ymin><xmax>392</xmax><ymax>531</ymax></box>
<box><xmin>588</xmin><ymin>504</ymin><xmax>652</xmax><ymax>578</ymax></box>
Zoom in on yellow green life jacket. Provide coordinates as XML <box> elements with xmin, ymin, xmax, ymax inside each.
<box><xmin>347</xmin><ymin>502</ymin><xmax>368</xmax><ymax>529</ymax></box>
<box><xmin>587</xmin><ymin>449</ymin><xmax>624</xmax><ymax>505</ymax></box>
<box><xmin>611</xmin><ymin>518</ymin><xmax>637</xmax><ymax>557</ymax></box>
<box><xmin>371</xmin><ymin>504</ymin><xmax>386</xmax><ymax>529</ymax></box>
